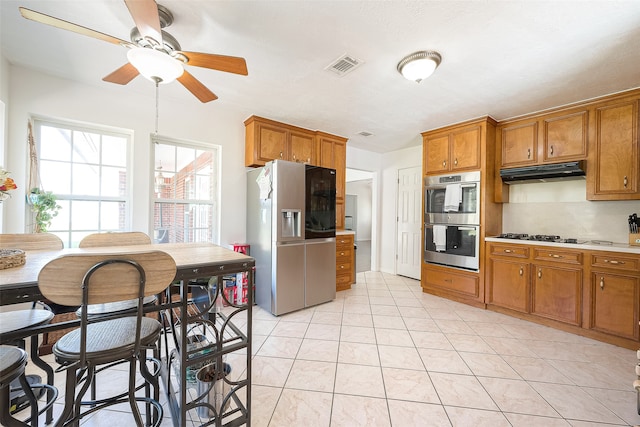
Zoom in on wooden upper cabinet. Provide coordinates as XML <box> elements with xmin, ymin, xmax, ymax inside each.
<box><xmin>499</xmin><ymin>109</ymin><xmax>588</xmax><ymax>168</ymax></box>
<box><xmin>542</xmin><ymin>111</ymin><xmax>588</xmax><ymax>162</ymax></box>
<box><xmin>289</xmin><ymin>130</ymin><xmax>316</xmax><ymax>164</ymax></box>
<box><xmin>423</xmin><ymin>135</ymin><xmax>449</xmax><ymax>174</ymax></box>
<box><xmin>244</xmin><ymin>116</ymin><xmax>316</xmax><ymax>167</ymax></box>
<box><xmin>246</xmin><ymin>119</ymin><xmax>288</xmax><ymax>166</ymax></box>
<box><xmin>422</xmin><ymin>123</ymin><xmax>482</xmax><ymax>175</ymax></box>
<box><xmin>500</xmin><ymin>121</ymin><xmax>538</xmax><ymax>167</ymax></box>
<box><xmin>317</xmin><ymin>132</ymin><xmax>348</xmax><ymax>230</ymax></box>
<box><xmin>587</xmin><ymin>96</ymin><xmax>640</xmax><ymax>200</ymax></box>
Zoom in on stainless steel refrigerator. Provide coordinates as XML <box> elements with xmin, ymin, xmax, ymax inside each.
<box><xmin>247</xmin><ymin>160</ymin><xmax>336</xmax><ymax>316</ymax></box>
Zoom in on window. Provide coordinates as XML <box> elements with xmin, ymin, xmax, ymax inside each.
<box><xmin>153</xmin><ymin>137</ymin><xmax>220</xmax><ymax>244</ymax></box>
<box><xmin>33</xmin><ymin>119</ymin><xmax>131</xmax><ymax>247</ymax></box>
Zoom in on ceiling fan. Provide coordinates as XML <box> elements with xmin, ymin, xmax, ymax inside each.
<box><xmin>19</xmin><ymin>0</ymin><xmax>248</xmax><ymax>103</ymax></box>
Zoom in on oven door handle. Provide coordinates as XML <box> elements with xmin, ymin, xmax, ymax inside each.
<box><xmin>426</xmin><ymin>183</ymin><xmax>478</xmax><ymax>190</ymax></box>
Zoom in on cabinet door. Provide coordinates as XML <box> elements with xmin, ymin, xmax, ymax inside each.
<box><xmin>590</xmin><ymin>272</ymin><xmax>639</xmax><ymax>340</ymax></box>
<box><xmin>424</xmin><ymin>135</ymin><xmax>450</xmax><ymax>174</ymax></box>
<box><xmin>501</xmin><ymin>122</ymin><xmax>538</xmax><ymax>167</ymax></box>
<box><xmin>318</xmin><ymin>137</ymin><xmax>335</xmax><ymax>169</ymax></box>
<box><xmin>257</xmin><ymin>122</ymin><xmax>288</xmax><ymax>163</ymax></box>
<box><xmin>588</xmin><ymin>99</ymin><xmax>639</xmax><ymax>199</ymax></box>
<box><xmin>488</xmin><ymin>258</ymin><xmax>529</xmax><ymax>312</ymax></box>
<box><xmin>290</xmin><ymin>130</ymin><xmax>315</xmax><ymax>164</ymax></box>
<box><xmin>542</xmin><ymin>111</ymin><xmax>588</xmax><ymax>162</ymax></box>
<box><xmin>531</xmin><ymin>265</ymin><xmax>581</xmax><ymax>325</ymax></box>
<box><xmin>451</xmin><ymin>126</ymin><xmax>481</xmax><ymax>171</ymax></box>
<box><xmin>333</xmin><ymin>139</ymin><xmax>346</xmax><ymax>201</ymax></box>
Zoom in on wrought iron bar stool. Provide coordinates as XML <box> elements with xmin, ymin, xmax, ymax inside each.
<box><xmin>37</xmin><ymin>250</ymin><xmax>177</xmax><ymax>426</ymax></box>
<box><xmin>0</xmin><ymin>232</ymin><xmax>64</xmax><ymax>424</ymax></box>
<box><xmin>0</xmin><ymin>345</ymin><xmax>57</xmax><ymax>427</ymax></box>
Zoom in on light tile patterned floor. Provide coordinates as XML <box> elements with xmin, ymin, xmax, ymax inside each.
<box><xmin>20</xmin><ymin>271</ymin><xmax>640</xmax><ymax>426</ymax></box>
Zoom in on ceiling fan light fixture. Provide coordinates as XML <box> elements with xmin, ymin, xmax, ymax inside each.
<box><xmin>127</xmin><ymin>47</ymin><xmax>183</xmax><ymax>84</ymax></box>
<box><xmin>397</xmin><ymin>51</ymin><xmax>441</xmax><ymax>83</ymax></box>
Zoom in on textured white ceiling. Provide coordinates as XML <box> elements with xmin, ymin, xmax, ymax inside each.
<box><xmin>2</xmin><ymin>0</ymin><xmax>640</xmax><ymax>153</ymax></box>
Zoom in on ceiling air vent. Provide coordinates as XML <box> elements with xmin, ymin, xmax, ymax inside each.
<box><xmin>357</xmin><ymin>131</ymin><xmax>373</xmax><ymax>137</ymax></box>
<box><xmin>325</xmin><ymin>54</ymin><xmax>363</xmax><ymax>76</ymax></box>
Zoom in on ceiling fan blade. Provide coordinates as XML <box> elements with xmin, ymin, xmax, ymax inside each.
<box><xmin>19</xmin><ymin>7</ymin><xmax>130</xmax><ymax>46</ymax></box>
<box><xmin>181</xmin><ymin>52</ymin><xmax>248</xmax><ymax>76</ymax></box>
<box><xmin>102</xmin><ymin>63</ymin><xmax>140</xmax><ymax>85</ymax></box>
<box><xmin>124</xmin><ymin>0</ymin><xmax>163</xmax><ymax>45</ymax></box>
<box><xmin>177</xmin><ymin>71</ymin><xmax>218</xmax><ymax>103</ymax></box>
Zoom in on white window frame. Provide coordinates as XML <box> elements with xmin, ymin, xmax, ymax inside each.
<box><xmin>32</xmin><ymin>117</ymin><xmax>133</xmax><ymax>247</ymax></box>
<box><xmin>150</xmin><ymin>135</ymin><xmax>221</xmax><ymax>245</ymax></box>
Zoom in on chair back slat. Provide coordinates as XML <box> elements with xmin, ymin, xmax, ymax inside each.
<box><xmin>0</xmin><ymin>233</ymin><xmax>63</xmax><ymax>251</ymax></box>
<box><xmin>79</xmin><ymin>232</ymin><xmax>151</xmax><ymax>248</ymax></box>
<box><xmin>38</xmin><ymin>251</ymin><xmax>176</xmax><ymax>306</ymax></box>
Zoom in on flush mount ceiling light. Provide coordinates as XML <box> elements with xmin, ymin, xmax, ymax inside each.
<box><xmin>127</xmin><ymin>47</ymin><xmax>184</xmax><ymax>84</ymax></box>
<box><xmin>397</xmin><ymin>51</ymin><xmax>442</xmax><ymax>83</ymax></box>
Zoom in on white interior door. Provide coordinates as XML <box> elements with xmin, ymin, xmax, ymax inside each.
<box><xmin>396</xmin><ymin>166</ymin><xmax>422</xmax><ymax>279</ymax></box>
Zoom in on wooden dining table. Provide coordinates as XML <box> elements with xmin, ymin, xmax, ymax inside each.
<box><xmin>0</xmin><ymin>242</ymin><xmax>255</xmax><ymax>307</ymax></box>
<box><xmin>0</xmin><ymin>242</ymin><xmax>255</xmax><ymax>427</ymax></box>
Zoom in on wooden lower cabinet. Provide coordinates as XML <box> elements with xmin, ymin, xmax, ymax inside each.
<box><xmin>487</xmin><ymin>258</ymin><xmax>529</xmax><ymax>313</ymax></box>
<box><xmin>487</xmin><ymin>242</ymin><xmax>583</xmax><ymax>326</ymax></box>
<box><xmin>336</xmin><ymin>233</ymin><xmax>355</xmax><ymax>291</ymax></box>
<box><xmin>532</xmin><ymin>264</ymin><xmax>581</xmax><ymax>325</ymax></box>
<box><xmin>485</xmin><ymin>241</ymin><xmax>640</xmax><ymax>348</ymax></box>
<box><xmin>422</xmin><ymin>263</ymin><xmax>482</xmax><ymax>305</ymax></box>
<box><xmin>590</xmin><ymin>272</ymin><xmax>639</xmax><ymax>340</ymax></box>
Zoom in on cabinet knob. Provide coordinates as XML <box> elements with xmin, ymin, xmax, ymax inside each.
<box><xmin>454</xmin><ymin>158</ymin><xmax>458</xmax><ymax>166</ymax></box>
<box><xmin>604</xmin><ymin>259</ymin><xmax>624</xmax><ymax>265</ymax></box>
<box><xmin>340</xmin><ymin>265</ymin><xmax>344</xmax><ymax>269</ymax></box>
<box><xmin>279</xmin><ymin>151</ymin><xmax>283</xmax><ymax>159</ymax></box>
<box><xmin>340</xmin><ymin>252</ymin><xmax>345</xmax><ymax>256</ymax></box>
<box><xmin>550</xmin><ymin>145</ymin><xmax>554</xmax><ymax>156</ymax></box>
<box><xmin>442</xmin><ymin>160</ymin><xmax>446</xmax><ymax>168</ymax></box>
<box><xmin>519</xmin><ymin>267</ymin><xmax>523</xmax><ymax>276</ymax></box>
<box><xmin>537</xmin><ymin>268</ymin><xmax>542</xmax><ymax>279</ymax></box>
<box><xmin>600</xmin><ymin>276</ymin><xmax>605</xmax><ymax>290</ymax></box>
<box><xmin>504</xmin><ymin>249</ymin><xmax>513</xmax><ymax>253</ymax></box>
<box><xmin>624</xmin><ymin>176</ymin><xmax>628</xmax><ymax>188</ymax></box>
<box><xmin>527</xmin><ymin>148</ymin><xmax>531</xmax><ymax>159</ymax></box>
<box><xmin>549</xmin><ymin>254</ymin><xmax>563</xmax><ymax>259</ymax></box>
<box><xmin>292</xmin><ymin>154</ymin><xmax>297</xmax><ymax>161</ymax></box>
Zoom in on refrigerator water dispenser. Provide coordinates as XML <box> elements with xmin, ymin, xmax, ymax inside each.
<box><xmin>281</xmin><ymin>209</ymin><xmax>301</xmax><ymax>238</ymax></box>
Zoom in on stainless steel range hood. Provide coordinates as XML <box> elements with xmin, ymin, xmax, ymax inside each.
<box><xmin>500</xmin><ymin>161</ymin><xmax>586</xmax><ymax>184</ymax></box>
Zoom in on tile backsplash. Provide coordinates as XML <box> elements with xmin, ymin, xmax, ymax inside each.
<box><xmin>502</xmin><ymin>179</ymin><xmax>640</xmax><ymax>243</ymax></box>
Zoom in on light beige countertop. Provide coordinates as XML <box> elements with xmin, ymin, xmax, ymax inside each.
<box><xmin>485</xmin><ymin>237</ymin><xmax>640</xmax><ymax>255</ymax></box>
<box><xmin>336</xmin><ymin>230</ymin><xmax>355</xmax><ymax>236</ymax></box>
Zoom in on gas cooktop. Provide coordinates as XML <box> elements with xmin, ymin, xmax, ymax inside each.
<box><xmin>496</xmin><ymin>233</ymin><xmax>579</xmax><ymax>244</ymax></box>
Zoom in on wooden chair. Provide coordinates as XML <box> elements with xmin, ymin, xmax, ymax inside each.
<box><xmin>78</xmin><ymin>231</ymin><xmax>151</xmax><ymax>248</ymax></box>
<box><xmin>0</xmin><ymin>233</ymin><xmax>63</xmax><ymax>423</ymax></box>
<box><xmin>0</xmin><ymin>233</ymin><xmax>63</xmax><ymax>251</ymax></box>
<box><xmin>38</xmin><ymin>250</ymin><xmax>176</xmax><ymax>426</ymax></box>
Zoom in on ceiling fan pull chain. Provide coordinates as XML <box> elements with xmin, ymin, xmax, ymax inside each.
<box><xmin>155</xmin><ymin>78</ymin><xmax>160</xmax><ymax>137</ymax></box>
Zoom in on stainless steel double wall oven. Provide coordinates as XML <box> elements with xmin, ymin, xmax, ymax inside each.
<box><xmin>423</xmin><ymin>170</ymin><xmax>480</xmax><ymax>271</ymax></box>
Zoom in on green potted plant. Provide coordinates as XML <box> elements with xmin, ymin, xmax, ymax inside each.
<box><xmin>29</xmin><ymin>188</ymin><xmax>61</xmax><ymax>233</ymax></box>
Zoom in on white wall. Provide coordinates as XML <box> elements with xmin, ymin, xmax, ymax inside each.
<box><xmin>3</xmin><ymin>65</ymin><xmax>250</xmax><ymax>247</ymax></box>
<box><xmin>503</xmin><ymin>180</ymin><xmax>640</xmax><ymax>243</ymax></box>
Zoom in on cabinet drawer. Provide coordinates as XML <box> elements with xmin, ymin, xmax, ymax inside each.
<box><xmin>336</xmin><ymin>272</ymin><xmax>352</xmax><ymax>286</ymax></box>
<box><xmin>425</xmin><ymin>269</ymin><xmax>479</xmax><ymax>297</ymax></box>
<box><xmin>336</xmin><ymin>237</ymin><xmax>353</xmax><ymax>248</ymax></box>
<box><xmin>533</xmin><ymin>248</ymin><xmax>583</xmax><ymax>265</ymax></box>
<box><xmin>336</xmin><ymin>261</ymin><xmax>352</xmax><ymax>274</ymax></box>
<box><xmin>591</xmin><ymin>253</ymin><xmax>640</xmax><ymax>273</ymax></box>
<box><xmin>489</xmin><ymin>243</ymin><xmax>529</xmax><ymax>258</ymax></box>
<box><xmin>336</xmin><ymin>249</ymin><xmax>351</xmax><ymax>261</ymax></box>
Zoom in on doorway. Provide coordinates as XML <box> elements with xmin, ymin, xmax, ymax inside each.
<box><xmin>346</xmin><ymin>169</ymin><xmax>374</xmax><ymax>273</ymax></box>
